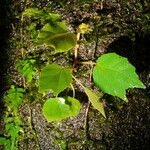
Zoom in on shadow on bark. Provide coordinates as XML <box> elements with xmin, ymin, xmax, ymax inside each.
<box><xmin>106</xmin><ymin>33</ymin><xmax>150</xmax><ymax>73</ymax></box>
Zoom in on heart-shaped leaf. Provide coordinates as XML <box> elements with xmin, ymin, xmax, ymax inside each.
<box><xmin>37</xmin><ymin>22</ymin><xmax>67</xmax><ymax>40</ymax></box>
<box><xmin>93</xmin><ymin>53</ymin><xmax>146</xmax><ymax>102</ymax></box>
<box><xmin>39</xmin><ymin>64</ymin><xmax>72</xmax><ymax>96</ymax></box>
<box><xmin>84</xmin><ymin>87</ymin><xmax>106</xmax><ymax>117</ymax></box>
<box><xmin>44</xmin><ymin>33</ymin><xmax>77</xmax><ymax>52</ymax></box>
<box><xmin>37</xmin><ymin>23</ymin><xmax>77</xmax><ymax>52</ymax></box>
<box><xmin>42</xmin><ymin>97</ymin><xmax>80</xmax><ymax>122</ymax></box>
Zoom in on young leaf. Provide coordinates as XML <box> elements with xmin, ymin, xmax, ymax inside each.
<box><xmin>84</xmin><ymin>87</ymin><xmax>106</xmax><ymax>118</ymax></box>
<box><xmin>42</xmin><ymin>97</ymin><xmax>80</xmax><ymax>122</ymax></box>
<box><xmin>77</xmin><ymin>23</ymin><xmax>92</xmax><ymax>34</ymax></box>
<box><xmin>93</xmin><ymin>53</ymin><xmax>146</xmax><ymax>102</ymax></box>
<box><xmin>39</xmin><ymin>64</ymin><xmax>72</xmax><ymax>96</ymax></box>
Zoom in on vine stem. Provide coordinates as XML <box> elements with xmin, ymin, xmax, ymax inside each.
<box><xmin>84</xmin><ymin>67</ymin><xmax>93</xmax><ymax>140</ymax></box>
<box><xmin>72</xmin><ymin>76</ymin><xmax>85</xmax><ymax>89</ymax></box>
<box><xmin>72</xmin><ymin>74</ymin><xmax>91</xmax><ymax>140</ymax></box>
<box><xmin>78</xmin><ymin>61</ymin><xmax>96</xmax><ymax>65</ymax></box>
<box><xmin>73</xmin><ymin>33</ymin><xmax>80</xmax><ymax>67</ymax></box>
<box><xmin>70</xmin><ymin>83</ymin><xmax>75</xmax><ymax>98</ymax></box>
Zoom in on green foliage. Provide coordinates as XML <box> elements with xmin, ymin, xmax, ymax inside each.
<box><xmin>54</xmin><ymin>140</ymin><xmax>67</xmax><ymax>150</ymax></box>
<box><xmin>36</xmin><ymin>21</ymin><xmax>77</xmax><ymax>52</ymax></box>
<box><xmin>10</xmin><ymin>7</ymin><xmax>146</xmax><ymax>124</ymax></box>
<box><xmin>0</xmin><ymin>137</ymin><xmax>10</xmax><ymax>146</ymax></box>
<box><xmin>39</xmin><ymin>64</ymin><xmax>72</xmax><ymax>95</ymax></box>
<box><xmin>0</xmin><ymin>86</ymin><xmax>24</xmax><ymax>150</ymax></box>
<box><xmin>0</xmin><ymin>137</ymin><xmax>11</xmax><ymax>150</ymax></box>
<box><xmin>23</xmin><ymin>8</ymin><xmax>61</xmax><ymax>22</ymax></box>
<box><xmin>42</xmin><ymin>97</ymin><xmax>80</xmax><ymax>122</ymax></box>
<box><xmin>4</xmin><ymin>123</ymin><xmax>22</xmax><ymax>150</ymax></box>
<box><xmin>24</xmin><ymin>8</ymin><xmax>77</xmax><ymax>52</ymax></box>
<box><xmin>27</xmin><ymin>23</ymin><xmax>38</xmax><ymax>41</ymax></box>
<box><xmin>40</xmin><ymin>32</ymin><xmax>77</xmax><ymax>52</ymax></box>
<box><xmin>21</xmin><ymin>7</ymin><xmax>146</xmax><ymax>121</ymax></box>
<box><xmin>93</xmin><ymin>53</ymin><xmax>145</xmax><ymax>102</ymax></box>
<box><xmin>84</xmin><ymin>87</ymin><xmax>106</xmax><ymax>118</ymax></box>
<box><xmin>16</xmin><ymin>58</ymin><xmax>36</xmax><ymax>83</ymax></box>
<box><xmin>77</xmin><ymin>23</ymin><xmax>92</xmax><ymax>34</ymax></box>
<box><xmin>4</xmin><ymin>85</ymin><xmax>24</xmax><ymax>113</ymax></box>
<box><xmin>39</xmin><ymin>64</ymin><xmax>72</xmax><ymax>96</ymax></box>
<box><xmin>37</xmin><ymin>22</ymin><xmax>68</xmax><ymax>40</ymax></box>
<box><xmin>1</xmin><ymin>4</ymin><xmax>147</xmax><ymax>150</ymax></box>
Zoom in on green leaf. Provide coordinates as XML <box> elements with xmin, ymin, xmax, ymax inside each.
<box><xmin>42</xmin><ymin>97</ymin><xmax>80</xmax><ymax>122</ymax></box>
<box><xmin>65</xmin><ymin>96</ymin><xmax>81</xmax><ymax>116</ymax></box>
<box><xmin>39</xmin><ymin>64</ymin><xmax>72</xmax><ymax>95</ymax></box>
<box><xmin>84</xmin><ymin>87</ymin><xmax>106</xmax><ymax>117</ymax></box>
<box><xmin>27</xmin><ymin>23</ymin><xmax>38</xmax><ymax>40</ymax></box>
<box><xmin>44</xmin><ymin>33</ymin><xmax>77</xmax><ymax>52</ymax></box>
<box><xmin>24</xmin><ymin>8</ymin><xmax>77</xmax><ymax>52</ymax></box>
<box><xmin>0</xmin><ymin>138</ymin><xmax>11</xmax><ymax>150</ymax></box>
<box><xmin>93</xmin><ymin>53</ymin><xmax>146</xmax><ymax>102</ymax></box>
<box><xmin>23</xmin><ymin>8</ymin><xmax>60</xmax><ymax>22</ymax></box>
<box><xmin>5</xmin><ymin>123</ymin><xmax>22</xmax><ymax>138</ymax></box>
<box><xmin>0</xmin><ymin>137</ymin><xmax>8</xmax><ymax>145</ymax></box>
<box><xmin>5</xmin><ymin>86</ymin><xmax>24</xmax><ymax>112</ymax></box>
<box><xmin>16</xmin><ymin>58</ymin><xmax>36</xmax><ymax>83</ymax></box>
<box><xmin>37</xmin><ymin>23</ymin><xmax>76</xmax><ymax>52</ymax></box>
<box><xmin>37</xmin><ymin>23</ymin><xmax>67</xmax><ymax>40</ymax></box>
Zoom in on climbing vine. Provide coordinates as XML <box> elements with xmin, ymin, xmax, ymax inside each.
<box><xmin>21</xmin><ymin>8</ymin><xmax>145</xmax><ymax>121</ymax></box>
<box><xmin>0</xmin><ymin>6</ymin><xmax>146</xmax><ymax>149</ymax></box>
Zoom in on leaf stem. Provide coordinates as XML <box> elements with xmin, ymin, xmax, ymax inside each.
<box><xmin>73</xmin><ymin>33</ymin><xmax>80</xmax><ymax>67</ymax></box>
<box><xmin>78</xmin><ymin>61</ymin><xmax>96</xmax><ymax>65</ymax></box>
<box><xmin>70</xmin><ymin>83</ymin><xmax>75</xmax><ymax>98</ymax></box>
<box><xmin>72</xmin><ymin>75</ymin><xmax>85</xmax><ymax>89</ymax></box>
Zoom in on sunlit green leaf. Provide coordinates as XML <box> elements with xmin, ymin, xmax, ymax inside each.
<box><xmin>37</xmin><ymin>22</ymin><xmax>67</xmax><ymax>40</ymax></box>
<box><xmin>39</xmin><ymin>64</ymin><xmax>72</xmax><ymax>95</ymax></box>
<box><xmin>44</xmin><ymin>33</ymin><xmax>77</xmax><ymax>52</ymax></box>
<box><xmin>37</xmin><ymin>23</ymin><xmax>76</xmax><ymax>52</ymax></box>
<box><xmin>84</xmin><ymin>87</ymin><xmax>106</xmax><ymax>117</ymax></box>
<box><xmin>42</xmin><ymin>97</ymin><xmax>80</xmax><ymax>122</ymax></box>
<box><xmin>93</xmin><ymin>53</ymin><xmax>146</xmax><ymax>102</ymax></box>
